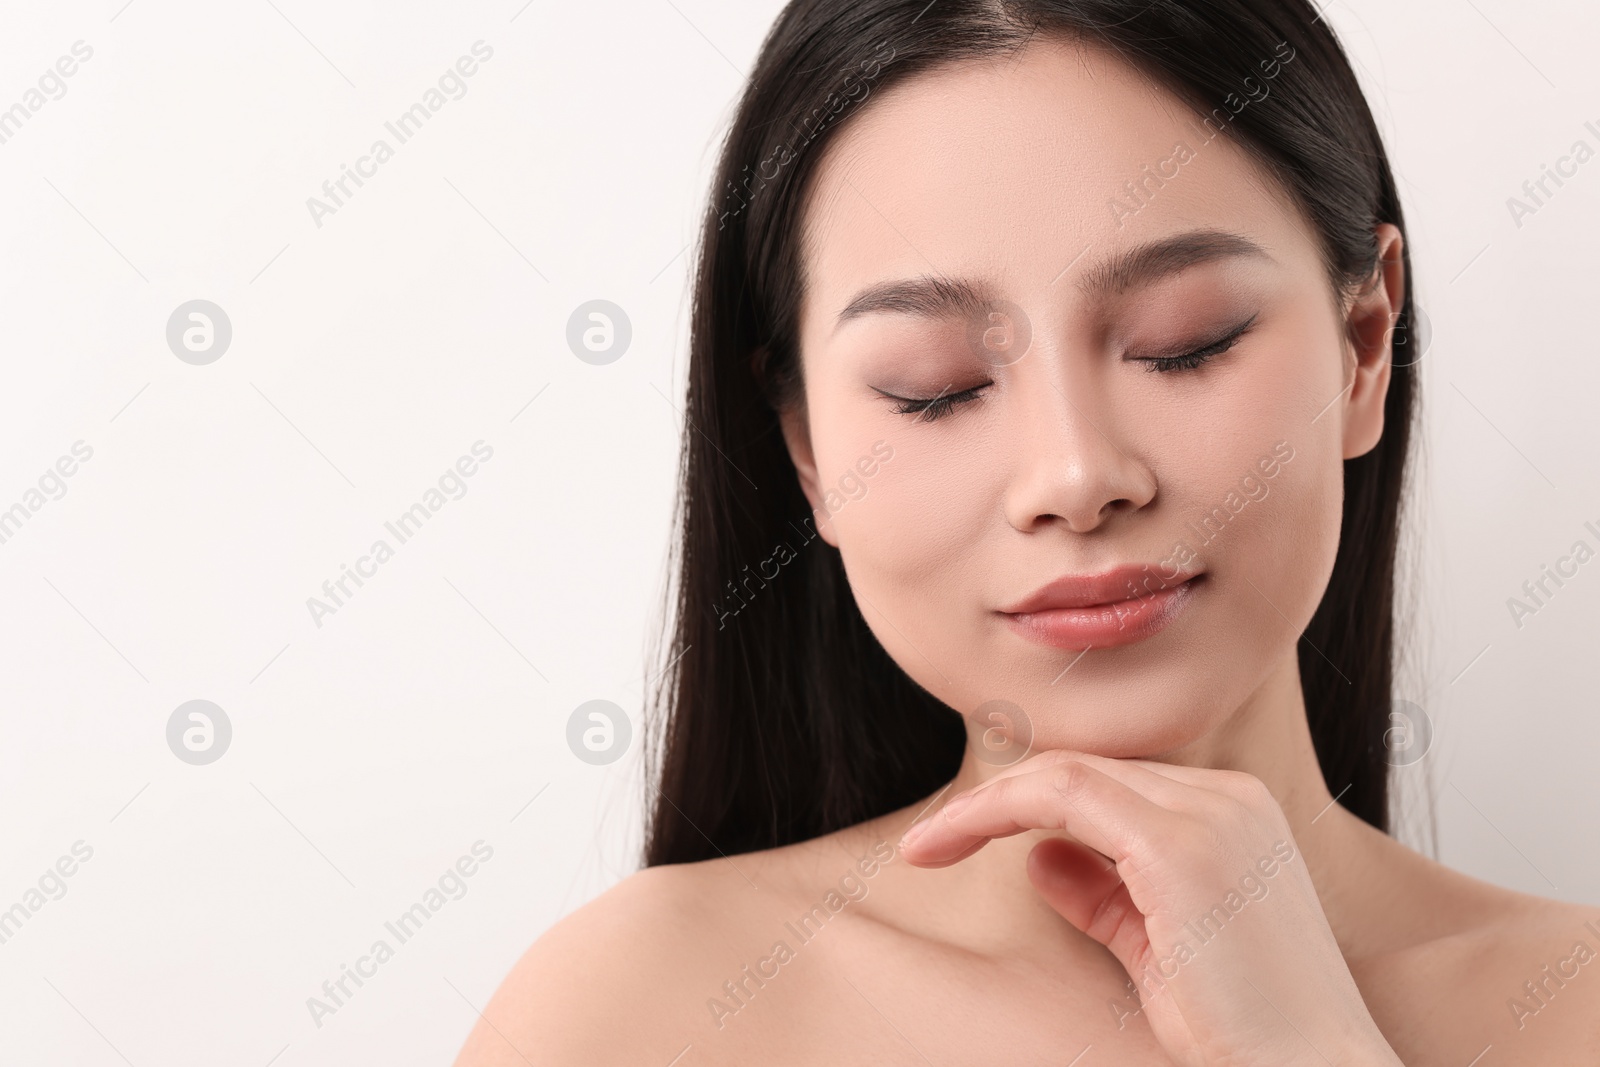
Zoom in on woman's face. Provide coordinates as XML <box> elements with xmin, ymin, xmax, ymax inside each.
<box><xmin>782</xmin><ymin>36</ymin><xmax>1397</xmax><ymax>758</ymax></box>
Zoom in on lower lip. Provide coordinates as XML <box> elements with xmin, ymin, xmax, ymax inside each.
<box><xmin>1000</xmin><ymin>576</ymin><xmax>1201</xmax><ymax>651</ymax></box>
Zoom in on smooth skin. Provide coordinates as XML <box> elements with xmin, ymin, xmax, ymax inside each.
<box><xmin>455</xmin><ymin>35</ymin><xmax>1600</xmax><ymax>1067</ymax></box>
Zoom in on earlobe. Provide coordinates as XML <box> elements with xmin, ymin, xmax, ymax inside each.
<box><xmin>776</xmin><ymin>394</ymin><xmax>840</xmax><ymax>548</ymax></box>
<box><xmin>1340</xmin><ymin>222</ymin><xmax>1405</xmax><ymax>460</ymax></box>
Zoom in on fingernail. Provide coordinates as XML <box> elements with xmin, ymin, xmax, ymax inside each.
<box><xmin>899</xmin><ymin>819</ymin><xmax>931</xmax><ymax>849</ymax></box>
<box><xmin>942</xmin><ymin>791</ymin><xmax>974</xmax><ymax>818</ymax></box>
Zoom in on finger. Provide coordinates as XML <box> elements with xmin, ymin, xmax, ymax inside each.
<box><xmin>1053</xmin><ymin>752</ymin><xmax>1219</xmax><ymax>808</ymax></box>
<box><xmin>1102</xmin><ymin>756</ymin><xmax>1273</xmax><ymax>802</ymax></box>
<box><xmin>901</xmin><ymin>758</ymin><xmax>1180</xmax><ymax>868</ymax></box>
<box><xmin>956</xmin><ymin>746</ymin><xmax>1179</xmax><ymax>792</ymax></box>
<box><xmin>939</xmin><ymin>749</ymin><xmax>1248</xmax><ymax>823</ymax></box>
<box><xmin>903</xmin><ymin>752</ymin><xmax>1195</xmax><ymax>859</ymax></box>
<box><xmin>894</xmin><ymin>834</ymin><xmax>992</xmax><ymax>870</ymax></box>
<box><xmin>956</xmin><ymin>720</ymin><xmax>1264</xmax><ymax>799</ymax></box>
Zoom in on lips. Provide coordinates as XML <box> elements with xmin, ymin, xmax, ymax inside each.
<box><xmin>998</xmin><ymin>565</ymin><xmax>1203</xmax><ymax>650</ymax></box>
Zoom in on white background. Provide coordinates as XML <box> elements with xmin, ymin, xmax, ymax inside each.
<box><xmin>0</xmin><ymin>1</ymin><xmax>1595</xmax><ymax>1064</ymax></box>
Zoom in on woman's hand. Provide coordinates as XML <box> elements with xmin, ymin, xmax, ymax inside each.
<box><xmin>897</xmin><ymin>749</ymin><xmax>1404</xmax><ymax>1067</ymax></box>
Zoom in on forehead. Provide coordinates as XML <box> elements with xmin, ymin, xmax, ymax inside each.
<box><xmin>798</xmin><ymin>35</ymin><xmax>1309</xmax><ymax>335</ymax></box>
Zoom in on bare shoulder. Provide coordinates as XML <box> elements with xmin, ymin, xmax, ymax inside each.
<box><xmin>449</xmin><ymin>828</ymin><xmax>895</xmax><ymax>1067</ymax></box>
<box><xmin>1394</xmin><ymin>866</ymin><xmax>1600</xmax><ymax>1065</ymax></box>
<box><xmin>1463</xmin><ymin>889</ymin><xmax>1600</xmax><ymax>1064</ymax></box>
<box><xmin>449</xmin><ymin>860</ymin><xmax>743</xmax><ymax>1066</ymax></box>
<box><xmin>1345</xmin><ymin>824</ymin><xmax>1600</xmax><ymax>1065</ymax></box>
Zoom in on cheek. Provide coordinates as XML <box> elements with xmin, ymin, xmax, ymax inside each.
<box><xmin>1229</xmin><ymin>362</ymin><xmax>1349</xmax><ymax>627</ymax></box>
<box><xmin>1203</xmin><ymin>433</ymin><xmax>1344</xmax><ymax>649</ymax></box>
<box><xmin>813</xmin><ymin>420</ymin><xmax>1003</xmax><ymax>693</ymax></box>
<box><xmin>826</xmin><ymin>433</ymin><xmax>991</xmax><ymax>589</ymax></box>
<box><xmin>1179</xmin><ymin>324</ymin><xmax>1347</xmax><ymax>597</ymax></box>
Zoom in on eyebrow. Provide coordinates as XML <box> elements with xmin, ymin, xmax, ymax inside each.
<box><xmin>1073</xmin><ymin>229</ymin><xmax>1272</xmax><ymax>296</ymax></box>
<box><xmin>833</xmin><ymin>274</ymin><xmax>997</xmax><ymax>336</ymax></box>
<box><xmin>831</xmin><ymin>229</ymin><xmax>1273</xmax><ymax>335</ymax></box>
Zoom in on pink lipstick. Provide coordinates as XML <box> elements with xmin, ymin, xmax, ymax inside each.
<box><xmin>998</xmin><ymin>565</ymin><xmax>1202</xmax><ymax>650</ymax></box>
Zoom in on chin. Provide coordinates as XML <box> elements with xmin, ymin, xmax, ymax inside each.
<box><xmin>943</xmin><ymin>624</ymin><xmax>1279</xmax><ymax>763</ymax></box>
<box><xmin>1019</xmin><ymin>700</ymin><xmax>1227</xmax><ymax>761</ymax></box>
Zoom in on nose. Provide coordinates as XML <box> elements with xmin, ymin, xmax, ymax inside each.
<box><xmin>1002</xmin><ymin>371</ymin><xmax>1158</xmax><ymax>535</ymax></box>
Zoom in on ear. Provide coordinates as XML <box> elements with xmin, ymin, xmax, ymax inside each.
<box><xmin>1340</xmin><ymin>222</ymin><xmax>1405</xmax><ymax>460</ymax></box>
<box><xmin>770</xmin><ymin>365</ymin><xmax>839</xmax><ymax>548</ymax></box>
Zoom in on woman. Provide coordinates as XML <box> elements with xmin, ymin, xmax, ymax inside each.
<box><xmin>456</xmin><ymin>1</ymin><xmax>1600</xmax><ymax>1063</ymax></box>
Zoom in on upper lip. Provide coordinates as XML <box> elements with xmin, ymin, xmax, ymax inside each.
<box><xmin>999</xmin><ymin>565</ymin><xmax>1202</xmax><ymax>614</ymax></box>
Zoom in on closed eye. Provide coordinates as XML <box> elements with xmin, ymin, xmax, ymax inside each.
<box><xmin>1134</xmin><ymin>313</ymin><xmax>1258</xmax><ymax>373</ymax></box>
<box><xmin>876</xmin><ymin>313</ymin><xmax>1256</xmax><ymax>420</ymax></box>
<box><xmin>876</xmin><ymin>382</ymin><xmax>989</xmax><ymax>422</ymax></box>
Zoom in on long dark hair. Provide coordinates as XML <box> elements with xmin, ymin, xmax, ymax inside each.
<box><xmin>644</xmin><ymin>0</ymin><xmax>1418</xmax><ymax>865</ymax></box>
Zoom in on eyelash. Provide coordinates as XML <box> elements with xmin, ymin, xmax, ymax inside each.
<box><xmin>1137</xmin><ymin>313</ymin><xmax>1258</xmax><ymax>373</ymax></box>
<box><xmin>884</xmin><ymin>385</ymin><xmax>985</xmax><ymax>422</ymax></box>
<box><xmin>880</xmin><ymin>313</ymin><xmax>1259</xmax><ymax>423</ymax></box>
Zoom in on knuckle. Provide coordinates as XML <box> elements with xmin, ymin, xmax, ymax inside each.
<box><xmin>1038</xmin><ymin>748</ymin><xmax>1079</xmax><ymax>770</ymax></box>
<box><xmin>1221</xmin><ymin>769</ymin><xmax>1273</xmax><ymax>804</ymax></box>
<box><xmin>1195</xmin><ymin>772</ymin><xmax>1274</xmax><ymax>824</ymax></box>
<box><xmin>1049</xmin><ymin>761</ymin><xmax>1087</xmax><ymax>800</ymax></box>
<box><xmin>1215</xmin><ymin>792</ymin><xmax>1254</xmax><ymax>824</ymax></box>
